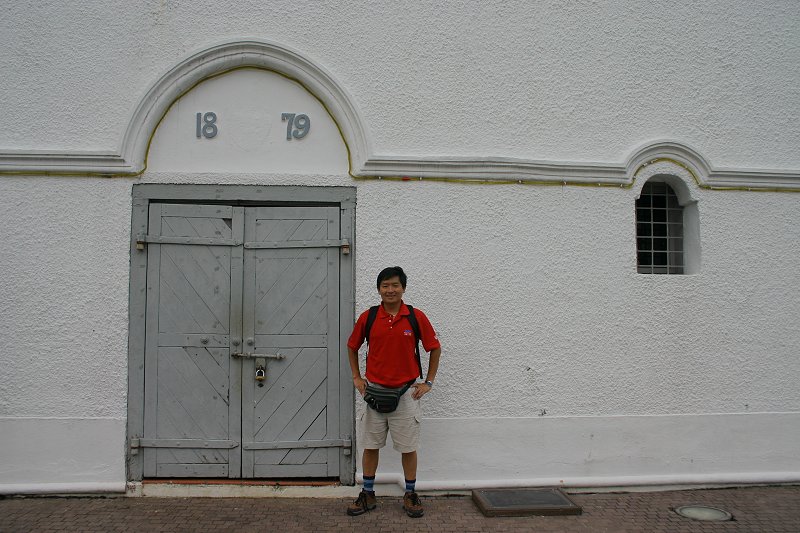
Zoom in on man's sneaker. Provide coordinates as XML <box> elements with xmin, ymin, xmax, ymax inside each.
<box><xmin>403</xmin><ymin>491</ymin><xmax>424</xmax><ymax>518</ymax></box>
<box><xmin>346</xmin><ymin>490</ymin><xmax>377</xmax><ymax>516</ymax></box>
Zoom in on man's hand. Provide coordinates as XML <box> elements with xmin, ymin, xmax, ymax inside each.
<box><xmin>353</xmin><ymin>376</ymin><xmax>367</xmax><ymax>397</ymax></box>
<box><xmin>410</xmin><ymin>382</ymin><xmax>432</xmax><ymax>400</ymax></box>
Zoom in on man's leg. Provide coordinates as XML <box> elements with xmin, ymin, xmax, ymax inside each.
<box><xmin>390</xmin><ymin>394</ymin><xmax>424</xmax><ymax>518</ymax></box>
<box><xmin>363</xmin><ymin>448</ymin><xmax>380</xmax><ymax>477</ymax></box>
<box><xmin>347</xmin><ymin>408</ymin><xmax>387</xmax><ymax>517</ymax></box>
<box><xmin>347</xmin><ymin>449</ymin><xmax>379</xmax><ymax>516</ymax></box>
<box><xmin>401</xmin><ymin>451</ymin><xmax>416</xmax><ymax>484</ymax></box>
<box><xmin>401</xmin><ymin>451</ymin><xmax>423</xmax><ymax>517</ymax></box>
<box><xmin>362</xmin><ymin>448</ymin><xmax>379</xmax><ymax>493</ymax></box>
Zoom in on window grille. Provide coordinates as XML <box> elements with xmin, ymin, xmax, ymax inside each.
<box><xmin>636</xmin><ymin>181</ymin><xmax>684</xmax><ymax>274</ymax></box>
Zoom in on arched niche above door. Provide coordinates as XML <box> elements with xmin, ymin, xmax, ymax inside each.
<box><xmin>146</xmin><ymin>68</ymin><xmax>348</xmax><ymax>174</ymax></box>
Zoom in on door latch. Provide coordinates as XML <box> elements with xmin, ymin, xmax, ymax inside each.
<box><xmin>231</xmin><ymin>352</ymin><xmax>285</xmax><ymax>359</ymax></box>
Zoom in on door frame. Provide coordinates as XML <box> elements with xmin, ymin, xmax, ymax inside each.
<box><xmin>127</xmin><ymin>184</ymin><xmax>356</xmax><ymax>483</ymax></box>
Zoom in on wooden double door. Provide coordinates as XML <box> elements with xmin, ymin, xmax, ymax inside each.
<box><xmin>140</xmin><ymin>203</ymin><xmax>348</xmax><ymax>478</ymax></box>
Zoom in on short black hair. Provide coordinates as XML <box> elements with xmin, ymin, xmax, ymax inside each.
<box><xmin>377</xmin><ymin>266</ymin><xmax>407</xmax><ymax>289</ymax></box>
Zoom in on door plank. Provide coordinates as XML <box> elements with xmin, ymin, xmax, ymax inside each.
<box><xmin>253</xmin><ymin>464</ymin><xmax>327</xmax><ymax>477</ymax></box>
<box><xmin>160</xmin><ymin>245</ymin><xmax>230</xmax><ymax>328</ymax></box>
<box><xmin>157</xmin><ymin>379</ymin><xmax>226</xmax><ymax>466</ymax></box>
<box><xmin>257</xmin><ymin>252</ymin><xmax>327</xmax><ymax>334</ymax></box>
<box><xmin>160</xmin><ymin>204</ymin><xmax>233</xmax><ymax>219</ymax></box>
<box><xmin>143</xmin><ymin>204</ymin><xmax>164</xmax><ymax>477</ymax></box>
<box><xmin>228</xmin><ymin>207</ymin><xmax>245</xmax><ymax>478</ymax></box>
<box><xmin>159</xmin><ymin>259</ymin><xmax>227</xmax><ymax>333</ymax></box>
<box><xmin>144</xmin><ymin>204</ymin><xmax>241</xmax><ymax>478</ymax></box>
<box><xmin>282</xmin><ymin>275</ymin><xmax>328</xmax><ymax>335</ymax></box>
<box><xmin>252</xmin><ymin>335</ymin><xmax>326</xmax><ymax>348</ymax></box>
<box><xmin>158</xmin><ymin>464</ymin><xmax>229</xmax><ymax>477</ymax></box>
<box><xmin>252</xmin><ymin>348</ymin><xmax>325</xmax><ymax>435</ymax></box>
<box><xmin>255</xmin><ymin>252</ymin><xmax>324</xmax><ymax>327</ymax></box>
<box><xmin>158</xmin><ymin>349</ymin><xmax>229</xmax><ymax>435</ymax></box>
<box><xmin>243</xmin><ymin>206</ymin><xmax>341</xmax><ymax>478</ymax></box>
<box><xmin>254</xmin><ymin>358</ymin><xmax>327</xmax><ymax>443</ymax></box>
<box><xmin>279</xmin><ymin>408</ymin><xmax>327</xmax><ymax>465</ymax></box>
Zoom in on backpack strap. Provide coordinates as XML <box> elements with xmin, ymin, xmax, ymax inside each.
<box><xmin>406</xmin><ymin>305</ymin><xmax>424</xmax><ymax>379</ymax></box>
<box><xmin>364</xmin><ymin>305</ymin><xmax>380</xmax><ymax>344</ymax></box>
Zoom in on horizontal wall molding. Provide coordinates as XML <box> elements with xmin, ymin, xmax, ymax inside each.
<box><xmin>1</xmin><ymin>39</ymin><xmax>799</xmax><ymax>191</ymax></box>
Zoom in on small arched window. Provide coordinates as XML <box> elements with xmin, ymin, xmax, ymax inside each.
<box><xmin>636</xmin><ymin>181</ymin><xmax>684</xmax><ymax>274</ymax></box>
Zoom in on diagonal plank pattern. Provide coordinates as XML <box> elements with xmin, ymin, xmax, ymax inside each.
<box><xmin>145</xmin><ymin>204</ymin><xmax>340</xmax><ymax>478</ymax></box>
<box><xmin>145</xmin><ymin>205</ymin><xmax>237</xmax><ymax>477</ymax></box>
<box><xmin>246</xmin><ymin>207</ymin><xmax>338</xmax><ymax>477</ymax></box>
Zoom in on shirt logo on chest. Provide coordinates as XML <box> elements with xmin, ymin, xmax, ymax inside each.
<box><xmin>403</xmin><ymin>329</ymin><xmax>413</xmax><ymax>336</ymax></box>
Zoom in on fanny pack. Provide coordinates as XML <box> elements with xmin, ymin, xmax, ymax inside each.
<box><xmin>364</xmin><ymin>381</ymin><xmax>413</xmax><ymax>413</ymax></box>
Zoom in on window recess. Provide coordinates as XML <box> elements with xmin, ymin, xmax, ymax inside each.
<box><xmin>636</xmin><ymin>181</ymin><xmax>685</xmax><ymax>274</ymax></box>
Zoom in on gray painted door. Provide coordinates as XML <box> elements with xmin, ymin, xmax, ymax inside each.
<box><xmin>241</xmin><ymin>207</ymin><xmax>341</xmax><ymax>478</ymax></box>
<box><xmin>142</xmin><ymin>203</ymin><xmax>341</xmax><ymax>478</ymax></box>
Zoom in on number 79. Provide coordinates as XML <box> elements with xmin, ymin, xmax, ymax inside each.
<box><xmin>281</xmin><ymin>113</ymin><xmax>311</xmax><ymax>140</ymax></box>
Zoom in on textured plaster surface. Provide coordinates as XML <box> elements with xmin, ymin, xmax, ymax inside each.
<box><xmin>0</xmin><ymin>177</ymin><xmax>132</xmax><ymax>418</ymax></box>
<box><xmin>351</xmin><ymin>179</ymin><xmax>800</xmax><ymax>419</ymax></box>
<box><xmin>2</xmin><ymin>28</ymin><xmax>800</xmax><ymax>486</ymax></box>
<box><xmin>1</xmin><ymin>176</ymin><xmax>799</xmax><ymax>421</ymax></box>
<box><xmin>1</xmin><ymin>1</ymin><xmax>799</xmax><ymax>170</ymax></box>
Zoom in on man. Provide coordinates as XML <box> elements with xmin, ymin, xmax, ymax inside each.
<box><xmin>346</xmin><ymin>266</ymin><xmax>441</xmax><ymax>518</ymax></box>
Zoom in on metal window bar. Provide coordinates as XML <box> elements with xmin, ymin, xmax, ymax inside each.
<box><xmin>636</xmin><ymin>182</ymin><xmax>684</xmax><ymax>274</ymax></box>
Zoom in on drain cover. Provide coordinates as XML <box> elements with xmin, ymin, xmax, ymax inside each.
<box><xmin>674</xmin><ymin>505</ymin><xmax>733</xmax><ymax>521</ymax></box>
<box><xmin>472</xmin><ymin>488</ymin><xmax>582</xmax><ymax>517</ymax></box>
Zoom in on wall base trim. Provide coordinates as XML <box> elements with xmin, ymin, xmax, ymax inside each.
<box><xmin>0</xmin><ymin>482</ymin><xmax>126</xmax><ymax>495</ymax></box>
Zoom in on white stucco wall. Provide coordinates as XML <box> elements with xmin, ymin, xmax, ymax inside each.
<box><xmin>2</xmin><ymin>170</ymin><xmax>798</xmax><ymax>491</ymax></box>
<box><xmin>1</xmin><ymin>1</ymin><xmax>799</xmax><ymax>170</ymax></box>
<box><xmin>1</xmin><ymin>1</ymin><xmax>799</xmax><ymax>493</ymax></box>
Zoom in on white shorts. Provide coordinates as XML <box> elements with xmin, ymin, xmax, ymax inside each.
<box><xmin>360</xmin><ymin>384</ymin><xmax>422</xmax><ymax>453</ymax></box>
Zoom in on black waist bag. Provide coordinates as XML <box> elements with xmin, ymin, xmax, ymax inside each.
<box><xmin>364</xmin><ymin>382</ymin><xmax>413</xmax><ymax>413</ymax></box>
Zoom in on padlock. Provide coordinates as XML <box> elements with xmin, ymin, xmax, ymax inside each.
<box><xmin>255</xmin><ymin>367</ymin><xmax>266</xmax><ymax>382</ymax></box>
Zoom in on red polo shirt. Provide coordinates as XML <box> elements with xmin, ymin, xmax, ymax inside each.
<box><xmin>348</xmin><ymin>302</ymin><xmax>441</xmax><ymax>388</ymax></box>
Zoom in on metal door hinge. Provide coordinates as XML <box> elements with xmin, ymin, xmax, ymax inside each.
<box><xmin>131</xmin><ymin>438</ymin><xmax>239</xmax><ymax>449</ymax></box>
<box><xmin>242</xmin><ymin>238</ymin><xmax>351</xmax><ymax>252</ymax></box>
<box><xmin>135</xmin><ymin>233</ymin><xmax>242</xmax><ymax>250</ymax></box>
<box><xmin>343</xmin><ymin>435</ymin><xmax>352</xmax><ymax>456</ymax></box>
<box><xmin>242</xmin><ymin>438</ymin><xmax>352</xmax><ymax>451</ymax></box>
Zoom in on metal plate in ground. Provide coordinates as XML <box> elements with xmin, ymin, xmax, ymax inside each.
<box><xmin>674</xmin><ymin>505</ymin><xmax>733</xmax><ymax>521</ymax></box>
<box><xmin>472</xmin><ymin>488</ymin><xmax>583</xmax><ymax>517</ymax></box>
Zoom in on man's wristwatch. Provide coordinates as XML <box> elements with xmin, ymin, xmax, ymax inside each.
<box><xmin>424</xmin><ymin>380</ymin><xmax>434</xmax><ymax>388</ymax></box>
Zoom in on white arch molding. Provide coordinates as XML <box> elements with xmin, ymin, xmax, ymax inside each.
<box><xmin>0</xmin><ymin>38</ymin><xmax>799</xmax><ymax>190</ymax></box>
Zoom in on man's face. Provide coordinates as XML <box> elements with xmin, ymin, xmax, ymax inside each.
<box><xmin>378</xmin><ymin>276</ymin><xmax>405</xmax><ymax>306</ymax></box>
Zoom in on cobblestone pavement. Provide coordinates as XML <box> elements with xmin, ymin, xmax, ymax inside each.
<box><xmin>1</xmin><ymin>486</ymin><xmax>799</xmax><ymax>532</ymax></box>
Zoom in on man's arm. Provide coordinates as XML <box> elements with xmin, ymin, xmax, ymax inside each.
<box><xmin>426</xmin><ymin>348</ymin><xmax>441</xmax><ymax>384</ymax></box>
<box><xmin>348</xmin><ymin>347</ymin><xmax>366</xmax><ymax>396</ymax></box>
<box><xmin>412</xmin><ymin>347</ymin><xmax>441</xmax><ymax>400</ymax></box>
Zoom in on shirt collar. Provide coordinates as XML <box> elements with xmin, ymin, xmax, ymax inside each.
<box><xmin>378</xmin><ymin>301</ymin><xmax>409</xmax><ymax>318</ymax></box>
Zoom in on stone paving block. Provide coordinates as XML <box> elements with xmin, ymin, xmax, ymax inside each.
<box><xmin>1</xmin><ymin>486</ymin><xmax>799</xmax><ymax>532</ymax></box>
